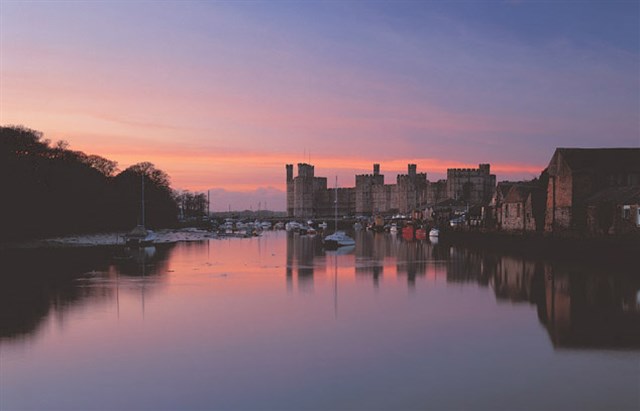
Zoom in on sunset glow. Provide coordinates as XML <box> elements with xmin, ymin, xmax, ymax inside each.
<box><xmin>2</xmin><ymin>1</ymin><xmax>638</xmax><ymax>210</ymax></box>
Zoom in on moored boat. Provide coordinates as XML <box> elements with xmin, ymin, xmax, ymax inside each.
<box><xmin>323</xmin><ymin>231</ymin><xmax>356</xmax><ymax>250</ymax></box>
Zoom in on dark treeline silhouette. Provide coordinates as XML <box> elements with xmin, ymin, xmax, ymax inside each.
<box><xmin>0</xmin><ymin>125</ymin><xmax>178</xmax><ymax>240</ymax></box>
<box><xmin>176</xmin><ymin>191</ymin><xmax>208</xmax><ymax>220</ymax></box>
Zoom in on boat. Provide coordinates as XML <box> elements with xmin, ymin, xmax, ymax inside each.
<box><xmin>402</xmin><ymin>223</ymin><xmax>415</xmax><ymax>240</ymax></box>
<box><xmin>389</xmin><ymin>223</ymin><xmax>398</xmax><ymax>234</ymax></box>
<box><xmin>124</xmin><ymin>174</ymin><xmax>156</xmax><ymax>247</ymax></box>
<box><xmin>323</xmin><ymin>230</ymin><xmax>356</xmax><ymax>250</ymax></box>
<box><xmin>323</xmin><ymin>176</ymin><xmax>355</xmax><ymax>250</ymax></box>
<box><xmin>429</xmin><ymin>228</ymin><xmax>440</xmax><ymax>237</ymax></box>
<box><xmin>124</xmin><ymin>225</ymin><xmax>157</xmax><ymax>247</ymax></box>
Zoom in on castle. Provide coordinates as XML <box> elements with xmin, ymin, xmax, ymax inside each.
<box><xmin>286</xmin><ymin>162</ymin><xmax>496</xmax><ymax>218</ymax></box>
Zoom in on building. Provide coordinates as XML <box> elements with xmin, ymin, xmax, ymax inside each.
<box><xmin>489</xmin><ymin>181</ymin><xmax>517</xmax><ymax>230</ymax></box>
<box><xmin>286</xmin><ymin>162</ymin><xmax>496</xmax><ymax>218</ymax></box>
<box><xmin>500</xmin><ymin>184</ymin><xmax>544</xmax><ymax>232</ymax></box>
<box><xmin>544</xmin><ymin>148</ymin><xmax>640</xmax><ymax>233</ymax></box>
<box><xmin>585</xmin><ymin>186</ymin><xmax>640</xmax><ymax>236</ymax></box>
<box><xmin>446</xmin><ymin>164</ymin><xmax>496</xmax><ymax>205</ymax></box>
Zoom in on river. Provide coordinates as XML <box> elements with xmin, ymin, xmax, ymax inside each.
<box><xmin>1</xmin><ymin>231</ymin><xmax>638</xmax><ymax>410</ymax></box>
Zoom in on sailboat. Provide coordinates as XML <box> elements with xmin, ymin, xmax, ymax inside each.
<box><xmin>323</xmin><ymin>177</ymin><xmax>355</xmax><ymax>250</ymax></box>
<box><xmin>124</xmin><ymin>174</ymin><xmax>157</xmax><ymax>247</ymax></box>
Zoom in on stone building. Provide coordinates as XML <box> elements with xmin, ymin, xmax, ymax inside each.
<box><xmin>446</xmin><ymin>164</ymin><xmax>496</xmax><ymax>206</ymax></box>
<box><xmin>585</xmin><ymin>186</ymin><xmax>640</xmax><ymax>236</ymax></box>
<box><xmin>396</xmin><ymin>164</ymin><xmax>428</xmax><ymax>215</ymax></box>
<box><xmin>544</xmin><ymin>148</ymin><xmax>640</xmax><ymax>233</ymax></box>
<box><xmin>355</xmin><ymin>164</ymin><xmax>385</xmax><ymax>215</ymax></box>
<box><xmin>489</xmin><ymin>182</ymin><xmax>517</xmax><ymax>230</ymax></box>
<box><xmin>286</xmin><ymin>163</ymin><xmax>328</xmax><ymax>218</ymax></box>
<box><xmin>426</xmin><ymin>180</ymin><xmax>448</xmax><ymax>206</ymax></box>
<box><xmin>501</xmin><ymin>184</ymin><xmax>544</xmax><ymax>232</ymax></box>
<box><xmin>286</xmin><ymin>161</ymin><xmax>495</xmax><ymax>218</ymax></box>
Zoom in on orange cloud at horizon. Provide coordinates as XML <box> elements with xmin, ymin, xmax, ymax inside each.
<box><xmin>57</xmin><ymin>140</ymin><xmax>544</xmax><ymax>192</ymax></box>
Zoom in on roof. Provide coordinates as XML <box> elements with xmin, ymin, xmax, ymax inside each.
<box><xmin>433</xmin><ymin>198</ymin><xmax>467</xmax><ymax>208</ymax></box>
<box><xmin>548</xmin><ymin>148</ymin><xmax>640</xmax><ymax>176</ymax></box>
<box><xmin>496</xmin><ymin>182</ymin><xmax>517</xmax><ymax>198</ymax></box>
<box><xmin>504</xmin><ymin>184</ymin><xmax>540</xmax><ymax>203</ymax></box>
<box><xmin>585</xmin><ymin>185</ymin><xmax>640</xmax><ymax>205</ymax></box>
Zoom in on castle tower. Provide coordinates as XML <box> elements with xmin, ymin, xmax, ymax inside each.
<box><xmin>286</xmin><ymin>164</ymin><xmax>294</xmax><ymax>217</ymax></box>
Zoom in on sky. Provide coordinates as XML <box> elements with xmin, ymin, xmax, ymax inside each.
<box><xmin>1</xmin><ymin>0</ymin><xmax>638</xmax><ymax>211</ymax></box>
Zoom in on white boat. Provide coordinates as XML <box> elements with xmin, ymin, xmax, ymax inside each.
<box><xmin>124</xmin><ymin>174</ymin><xmax>156</xmax><ymax>247</ymax></box>
<box><xmin>285</xmin><ymin>221</ymin><xmax>301</xmax><ymax>231</ymax></box>
<box><xmin>389</xmin><ymin>223</ymin><xmax>398</xmax><ymax>234</ymax></box>
<box><xmin>319</xmin><ymin>221</ymin><xmax>328</xmax><ymax>229</ymax></box>
<box><xmin>125</xmin><ymin>225</ymin><xmax>157</xmax><ymax>247</ymax></box>
<box><xmin>323</xmin><ymin>231</ymin><xmax>356</xmax><ymax>249</ymax></box>
<box><xmin>323</xmin><ymin>177</ymin><xmax>355</xmax><ymax>250</ymax></box>
<box><xmin>429</xmin><ymin>228</ymin><xmax>440</xmax><ymax>237</ymax></box>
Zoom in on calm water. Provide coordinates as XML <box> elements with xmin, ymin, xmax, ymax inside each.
<box><xmin>1</xmin><ymin>231</ymin><xmax>639</xmax><ymax>410</ymax></box>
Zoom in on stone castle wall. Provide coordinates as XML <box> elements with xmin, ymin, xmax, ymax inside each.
<box><xmin>287</xmin><ymin>162</ymin><xmax>495</xmax><ymax>218</ymax></box>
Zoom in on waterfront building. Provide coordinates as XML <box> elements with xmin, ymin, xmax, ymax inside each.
<box><xmin>500</xmin><ymin>184</ymin><xmax>545</xmax><ymax>232</ymax></box>
<box><xmin>585</xmin><ymin>186</ymin><xmax>640</xmax><ymax>236</ymax></box>
<box><xmin>544</xmin><ymin>148</ymin><xmax>640</xmax><ymax>233</ymax></box>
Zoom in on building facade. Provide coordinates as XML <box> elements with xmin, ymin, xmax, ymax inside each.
<box><xmin>286</xmin><ymin>162</ymin><xmax>496</xmax><ymax>218</ymax></box>
<box><xmin>446</xmin><ymin>164</ymin><xmax>496</xmax><ymax>205</ymax></box>
<box><xmin>544</xmin><ymin>148</ymin><xmax>640</xmax><ymax>233</ymax></box>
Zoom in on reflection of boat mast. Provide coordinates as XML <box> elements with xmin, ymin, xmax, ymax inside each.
<box><xmin>116</xmin><ymin>268</ymin><xmax>120</xmax><ymax>319</ymax></box>
<box><xmin>334</xmin><ymin>253</ymin><xmax>338</xmax><ymax>320</ymax></box>
<box><xmin>141</xmin><ymin>250</ymin><xmax>146</xmax><ymax>319</ymax></box>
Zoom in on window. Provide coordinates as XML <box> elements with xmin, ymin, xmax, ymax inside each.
<box><xmin>517</xmin><ymin>203</ymin><xmax>521</xmax><ymax>218</ymax></box>
<box><xmin>622</xmin><ymin>205</ymin><xmax>631</xmax><ymax>220</ymax></box>
<box><xmin>637</xmin><ymin>208</ymin><xmax>640</xmax><ymax>227</ymax></box>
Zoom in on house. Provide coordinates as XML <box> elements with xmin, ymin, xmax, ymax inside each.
<box><xmin>544</xmin><ymin>148</ymin><xmax>640</xmax><ymax>233</ymax></box>
<box><xmin>489</xmin><ymin>181</ymin><xmax>517</xmax><ymax>229</ymax></box>
<box><xmin>501</xmin><ymin>184</ymin><xmax>543</xmax><ymax>232</ymax></box>
<box><xmin>585</xmin><ymin>186</ymin><xmax>640</xmax><ymax>236</ymax></box>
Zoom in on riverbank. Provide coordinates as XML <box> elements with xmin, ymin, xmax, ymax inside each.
<box><xmin>440</xmin><ymin>229</ymin><xmax>640</xmax><ymax>263</ymax></box>
<box><xmin>0</xmin><ymin>228</ymin><xmax>217</xmax><ymax>250</ymax></box>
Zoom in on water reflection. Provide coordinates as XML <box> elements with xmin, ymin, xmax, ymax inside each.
<box><xmin>2</xmin><ymin>233</ymin><xmax>638</xmax><ymax>353</ymax></box>
<box><xmin>284</xmin><ymin>231</ymin><xmax>640</xmax><ymax>349</ymax></box>
<box><xmin>0</xmin><ymin>244</ymin><xmax>174</xmax><ymax>341</ymax></box>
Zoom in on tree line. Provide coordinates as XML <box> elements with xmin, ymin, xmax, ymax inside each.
<box><xmin>0</xmin><ymin>125</ymin><xmax>189</xmax><ymax>240</ymax></box>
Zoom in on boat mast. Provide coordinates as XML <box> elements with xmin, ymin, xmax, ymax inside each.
<box><xmin>141</xmin><ymin>173</ymin><xmax>145</xmax><ymax>227</ymax></box>
<box><xmin>334</xmin><ymin>176</ymin><xmax>338</xmax><ymax>232</ymax></box>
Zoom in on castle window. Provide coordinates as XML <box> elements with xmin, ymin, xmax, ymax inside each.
<box><xmin>517</xmin><ymin>203</ymin><xmax>521</xmax><ymax>218</ymax></box>
<box><xmin>622</xmin><ymin>205</ymin><xmax>631</xmax><ymax>220</ymax></box>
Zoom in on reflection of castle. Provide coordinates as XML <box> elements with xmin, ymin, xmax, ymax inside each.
<box><xmin>286</xmin><ymin>162</ymin><xmax>496</xmax><ymax>218</ymax></box>
<box><xmin>283</xmin><ymin>233</ymin><xmax>640</xmax><ymax>348</ymax></box>
<box><xmin>286</xmin><ymin>232</ymin><xmax>323</xmax><ymax>292</ymax></box>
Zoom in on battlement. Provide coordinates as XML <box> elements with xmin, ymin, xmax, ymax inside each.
<box><xmin>297</xmin><ymin>163</ymin><xmax>315</xmax><ymax>178</ymax></box>
<box><xmin>447</xmin><ymin>164</ymin><xmax>491</xmax><ymax>176</ymax></box>
<box><xmin>286</xmin><ymin>161</ymin><xmax>494</xmax><ymax>217</ymax></box>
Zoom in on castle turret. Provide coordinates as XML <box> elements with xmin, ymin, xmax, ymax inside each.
<box><xmin>286</xmin><ymin>164</ymin><xmax>293</xmax><ymax>182</ymax></box>
<box><xmin>286</xmin><ymin>164</ymin><xmax>294</xmax><ymax>217</ymax></box>
<box><xmin>408</xmin><ymin>164</ymin><xmax>417</xmax><ymax>178</ymax></box>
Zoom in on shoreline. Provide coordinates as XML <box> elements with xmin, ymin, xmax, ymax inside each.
<box><xmin>0</xmin><ymin>228</ymin><xmax>218</xmax><ymax>251</ymax></box>
<box><xmin>439</xmin><ymin>229</ymin><xmax>640</xmax><ymax>263</ymax></box>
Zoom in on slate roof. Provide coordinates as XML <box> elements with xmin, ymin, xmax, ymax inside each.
<box><xmin>548</xmin><ymin>148</ymin><xmax>640</xmax><ymax>175</ymax></box>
